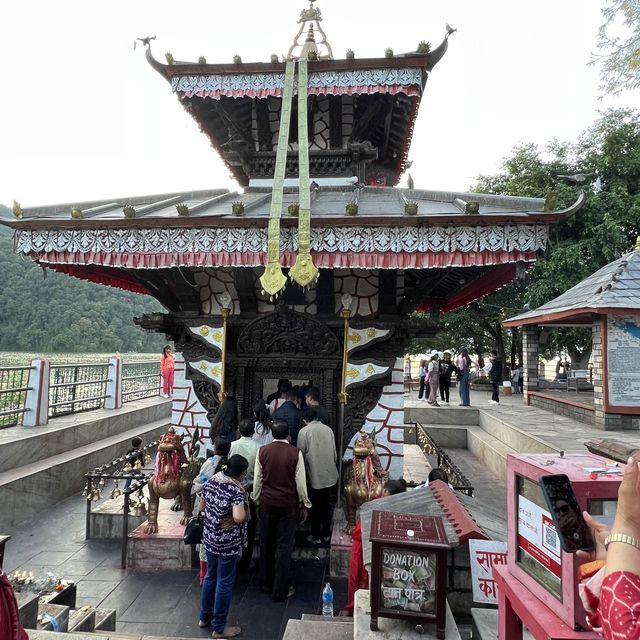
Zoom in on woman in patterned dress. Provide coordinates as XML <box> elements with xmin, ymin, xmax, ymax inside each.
<box><xmin>199</xmin><ymin>455</ymin><xmax>249</xmax><ymax>639</ymax></box>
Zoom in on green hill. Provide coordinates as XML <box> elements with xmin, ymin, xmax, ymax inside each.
<box><xmin>0</xmin><ymin>234</ymin><xmax>165</xmax><ymax>353</ymax></box>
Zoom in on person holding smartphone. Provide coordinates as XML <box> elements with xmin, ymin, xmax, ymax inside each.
<box><xmin>578</xmin><ymin>456</ymin><xmax>640</xmax><ymax>638</ymax></box>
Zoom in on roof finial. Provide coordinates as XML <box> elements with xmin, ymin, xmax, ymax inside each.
<box><xmin>287</xmin><ymin>2</ymin><xmax>333</xmax><ymax>60</ymax></box>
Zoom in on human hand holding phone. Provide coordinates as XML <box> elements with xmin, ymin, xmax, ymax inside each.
<box><xmin>539</xmin><ymin>474</ymin><xmax>594</xmax><ymax>553</ymax></box>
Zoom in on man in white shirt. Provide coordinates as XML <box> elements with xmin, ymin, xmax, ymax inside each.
<box><xmin>230</xmin><ymin>418</ymin><xmax>261</xmax><ymax>571</ymax></box>
<box><xmin>297</xmin><ymin>407</ymin><xmax>338</xmax><ymax>544</ymax></box>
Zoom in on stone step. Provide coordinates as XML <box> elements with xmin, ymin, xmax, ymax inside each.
<box><xmin>0</xmin><ymin>397</ymin><xmax>170</xmax><ymax>473</ymax></box>
<box><xmin>302</xmin><ymin>614</ymin><xmax>354</xmax><ymax>623</ymax></box>
<box><xmin>353</xmin><ymin>589</ymin><xmax>461</xmax><ymax>639</ymax></box>
<box><xmin>26</xmin><ymin>632</ymin><xmax>202</xmax><ymax>640</ymax></box>
<box><xmin>405</xmin><ymin>405</ymin><xmax>480</xmax><ymax>427</ymax></box>
<box><xmin>16</xmin><ymin>590</ymin><xmax>39</xmax><ymax>629</ymax></box>
<box><xmin>477</xmin><ymin>410</ymin><xmax>559</xmax><ymax>455</ymax></box>
<box><xmin>68</xmin><ymin>607</ymin><xmax>96</xmax><ymax>633</ymax></box>
<box><xmin>0</xmin><ymin>417</ymin><xmax>170</xmax><ymax>531</ymax></box>
<box><xmin>419</xmin><ymin>424</ymin><xmax>468</xmax><ymax>449</ymax></box>
<box><xmin>283</xmin><ymin>619</ymin><xmax>354</xmax><ymax>640</ymax></box>
<box><xmin>37</xmin><ymin>602</ymin><xmax>70</xmax><ymax>632</ymax></box>
<box><xmin>466</xmin><ymin>425</ymin><xmax>516</xmax><ymax>484</ymax></box>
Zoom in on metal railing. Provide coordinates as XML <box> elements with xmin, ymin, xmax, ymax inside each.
<box><xmin>49</xmin><ymin>363</ymin><xmax>111</xmax><ymax>417</ymax></box>
<box><xmin>84</xmin><ymin>440</ymin><xmax>159</xmax><ymax>568</ymax></box>
<box><xmin>414</xmin><ymin>421</ymin><xmax>475</xmax><ymax>496</ymax></box>
<box><xmin>0</xmin><ymin>366</ymin><xmax>33</xmax><ymax>428</ymax></box>
<box><xmin>122</xmin><ymin>361</ymin><xmax>161</xmax><ymax>403</ymax></box>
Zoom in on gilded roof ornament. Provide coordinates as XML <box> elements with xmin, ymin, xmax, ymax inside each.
<box><xmin>299</xmin><ymin>2</ymin><xmax>322</xmax><ymax>23</ymax></box>
<box><xmin>288</xmin><ymin>2</ymin><xmax>333</xmax><ymax>60</ymax></box>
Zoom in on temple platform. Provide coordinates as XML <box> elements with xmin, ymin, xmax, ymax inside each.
<box><xmin>127</xmin><ymin>500</ymin><xmax>197</xmax><ymax>569</ymax></box>
<box><xmin>406</xmin><ymin>388</ymin><xmax>640</xmax><ymax>481</ymax></box>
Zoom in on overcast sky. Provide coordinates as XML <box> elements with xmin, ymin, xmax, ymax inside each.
<box><xmin>0</xmin><ymin>0</ymin><xmax>633</xmax><ymax>208</ymax></box>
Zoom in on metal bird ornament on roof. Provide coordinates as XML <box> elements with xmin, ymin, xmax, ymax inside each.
<box><xmin>557</xmin><ymin>172</ymin><xmax>596</xmax><ymax>184</ymax></box>
<box><xmin>134</xmin><ymin>36</ymin><xmax>156</xmax><ymax>50</ymax></box>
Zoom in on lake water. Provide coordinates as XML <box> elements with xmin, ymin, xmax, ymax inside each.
<box><xmin>0</xmin><ymin>352</ymin><xmax>159</xmax><ymax>366</ymax></box>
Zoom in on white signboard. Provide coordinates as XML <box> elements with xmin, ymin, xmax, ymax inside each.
<box><xmin>469</xmin><ymin>539</ymin><xmax>507</xmax><ymax>604</ymax></box>
<box><xmin>607</xmin><ymin>316</ymin><xmax>640</xmax><ymax>407</ymax></box>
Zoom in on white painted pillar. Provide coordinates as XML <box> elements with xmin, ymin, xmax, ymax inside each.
<box><xmin>23</xmin><ymin>358</ymin><xmax>50</xmax><ymax>426</ymax></box>
<box><xmin>104</xmin><ymin>356</ymin><xmax>123</xmax><ymax>410</ymax></box>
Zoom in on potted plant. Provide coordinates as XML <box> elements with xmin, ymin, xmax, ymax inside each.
<box><xmin>288</xmin><ymin>203</ymin><xmax>300</xmax><ymax>216</ymax></box>
<box><xmin>345</xmin><ymin>201</ymin><xmax>359</xmax><ymax>216</ymax></box>
<box><xmin>123</xmin><ymin>205</ymin><xmax>136</xmax><ymax>219</ymax></box>
<box><xmin>176</xmin><ymin>204</ymin><xmax>189</xmax><ymax>217</ymax></box>
<box><xmin>464</xmin><ymin>201</ymin><xmax>480</xmax><ymax>215</ymax></box>
<box><xmin>417</xmin><ymin>41</ymin><xmax>430</xmax><ymax>54</ymax></box>
<box><xmin>404</xmin><ymin>200</ymin><xmax>418</xmax><ymax>216</ymax></box>
<box><xmin>346</xmin><ymin>49</ymin><xmax>355</xmax><ymax>59</ymax></box>
<box><xmin>385</xmin><ymin>48</ymin><xmax>394</xmax><ymax>58</ymax></box>
<box><xmin>231</xmin><ymin>201</ymin><xmax>245</xmax><ymax>216</ymax></box>
<box><xmin>12</xmin><ymin>201</ymin><xmax>23</xmax><ymax>219</ymax></box>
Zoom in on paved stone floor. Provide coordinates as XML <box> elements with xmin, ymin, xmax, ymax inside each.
<box><xmin>406</xmin><ymin>387</ymin><xmax>640</xmax><ymax>453</ymax></box>
<box><xmin>4</xmin><ymin>494</ymin><xmax>346</xmax><ymax>639</ymax></box>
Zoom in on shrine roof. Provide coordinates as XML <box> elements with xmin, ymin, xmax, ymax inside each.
<box><xmin>359</xmin><ymin>483</ymin><xmax>506</xmax><ymax>566</ymax></box>
<box><xmin>4</xmin><ymin>186</ymin><xmax>583</xmax><ymax>230</ymax></box>
<box><xmin>504</xmin><ymin>240</ymin><xmax>640</xmax><ymax>326</ymax></box>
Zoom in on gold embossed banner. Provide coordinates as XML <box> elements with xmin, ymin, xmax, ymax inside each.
<box><xmin>289</xmin><ymin>58</ymin><xmax>319</xmax><ymax>288</ymax></box>
<box><xmin>259</xmin><ymin>59</ymin><xmax>296</xmax><ymax>299</ymax></box>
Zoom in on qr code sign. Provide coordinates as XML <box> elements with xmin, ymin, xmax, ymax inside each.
<box><xmin>542</xmin><ymin>515</ymin><xmax>561</xmax><ymax>556</ymax></box>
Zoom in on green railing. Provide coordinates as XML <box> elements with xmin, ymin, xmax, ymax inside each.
<box><xmin>122</xmin><ymin>361</ymin><xmax>161</xmax><ymax>403</ymax></box>
<box><xmin>0</xmin><ymin>366</ymin><xmax>32</xmax><ymax>428</ymax></box>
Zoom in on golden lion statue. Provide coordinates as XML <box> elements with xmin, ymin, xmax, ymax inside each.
<box><xmin>343</xmin><ymin>432</ymin><xmax>388</xmax><ymax>534</ymax></box>
<box><xmin>144</xmin><ymin>427</ymin><xmax>195</xmax><ymax>534</ymax></box>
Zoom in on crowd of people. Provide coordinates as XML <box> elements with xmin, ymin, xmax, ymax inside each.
<box><xmin>194</xmin><ymin>379</ymin><xmax>338</xmax><ymax>638</ymax></box>
<box><xmin>415</xmin><ymin>349</ymin><xmax>522</xmax><ymax>407</ymax></box>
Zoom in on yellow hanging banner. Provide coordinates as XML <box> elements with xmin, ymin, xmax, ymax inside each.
<box><xmin>259</xmin><ymin>60</ymin><xmax>296</xmax><ymax>299</ymax></box>
<box><xmin>289</xmin><ymin>59</ymin><xmax>319</xmax><ymax>288</ymax></box>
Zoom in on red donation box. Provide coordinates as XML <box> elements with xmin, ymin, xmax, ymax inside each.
<box><xmin>369</xmin><ymin>510</ymin><xmax>451</xmax><ymax>639</ymax></box>
<box><xmin>506</xmin><ymin>452</ymin><xmax>621</xmax><ymax>634</ymax></box>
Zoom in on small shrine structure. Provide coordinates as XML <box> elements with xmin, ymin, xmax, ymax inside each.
<box><xmin>504</xmin><ymin>238</ymin><xmax>640</xmax><ymax>430</ymax></box>
<box><xmin>3</xmin><ymin>3</ymin><xmax>583</xmax><ymax>475</ymax></box>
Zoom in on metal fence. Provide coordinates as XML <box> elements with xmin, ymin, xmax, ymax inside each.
<box><xmin>49</xmin><ymin>363</ymin><xmax>111</xmax><ymax>417</ymax></box>
<box><xmin>122</xmin><ymin>361</ymin><xmax>161</xmax><ymax>403</ymax></box>
<box><xmin>414</xmin><ymin>422</ymin><xmax>475</xmax><ymax>496</ymax></box>
<box><xmin>0</xmin><ymin>366</ymin><xmax>32</xmax><ymax>428</ymax></box>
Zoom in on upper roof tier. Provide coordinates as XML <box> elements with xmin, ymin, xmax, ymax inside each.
<box><xmin>143</xmin><ymin>2</ymin><xmax>451</xmax><ymax>187</ymax></box>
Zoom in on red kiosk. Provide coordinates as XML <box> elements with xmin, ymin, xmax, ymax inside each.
<box><xmin>494</xmin><ymin>452</ymin><xmax>621</xmax><ymax>640</ymax></box>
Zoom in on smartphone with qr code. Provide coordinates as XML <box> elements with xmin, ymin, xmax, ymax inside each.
<box><xmin>539</xmin><ymin>474</ymin><xmax>594</xmax><ymax>553</ymax></box>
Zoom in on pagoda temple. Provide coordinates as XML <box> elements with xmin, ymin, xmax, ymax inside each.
<box><xmin>3</xmin><ymin>3</ymin><xmax>583</xmax><ymax>476</ymax></box>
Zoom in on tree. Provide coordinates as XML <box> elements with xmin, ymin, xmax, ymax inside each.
<box><xmin>0</xmin><ymin>236</ymin><xmax>166</xmax><ymax>353</ymax></box>
<box><xmin>592</xmin><ymin>0</ymin><xmax>640</xmax><ymax>96</ymax></box>
<box><xmin>414</xmin><ymin>109</ymin><xmax>640</xmax><ymax>369</ymax></box>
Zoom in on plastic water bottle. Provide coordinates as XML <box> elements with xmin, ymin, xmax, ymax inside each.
<box><xmin>322</xmin><ymin>582</ymin><xmax>334</xmax><ymax>617</ymax></box>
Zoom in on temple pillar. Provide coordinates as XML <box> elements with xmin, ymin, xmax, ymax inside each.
<box><xmin>23</xmin><ymin>357</ymin><xmax>50</xmax><ymax>427</ymax></box>
<box><xmin>522</xmin><ymin>327</ymin><xmax>539</xmax><ymax>403</ymax></box>
<box><xmin>104</xmin><ymin>356</ymin><xmax>122</xmax><ymax>410</ymax></box>
<box><xmin>592</xmin><ymin>318</ymin><xmax>607</xmax><ymax>429</ymax></box>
